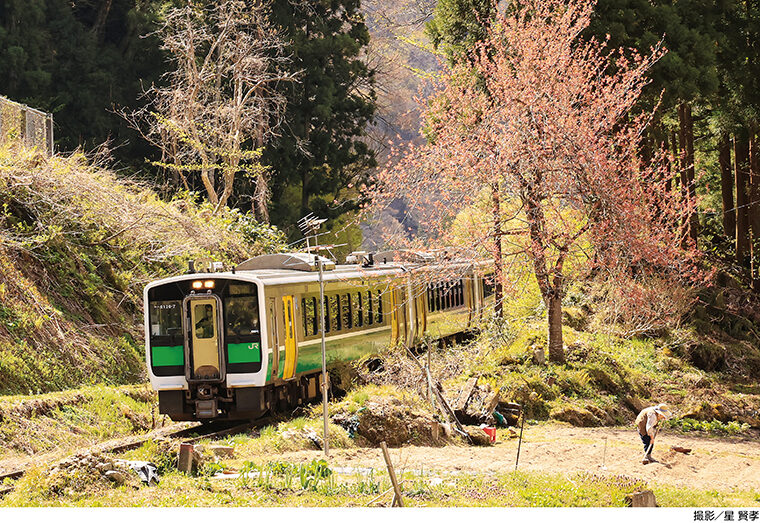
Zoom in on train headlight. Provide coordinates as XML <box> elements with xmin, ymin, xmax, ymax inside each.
<box><xmin>203</xmin><ymin>280</ymin><xmax>215</xmax><ymax>289</ymax></box>
<box><xmin>192</xmin><ymin>281</ymin><xmax>204</xmax><ymax>290</ymax></box>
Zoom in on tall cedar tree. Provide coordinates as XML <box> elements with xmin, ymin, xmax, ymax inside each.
<box><xmin>261</xmin><ymin>0</ymin><xmax>377</xmax><ymax>232</ymax></box>
<box><xmin>368</xmin><ymin>0</ymin><xmax>701</xmax><ymax>362</ymax></box>
<box><xmin>718</xmin><ymin>0</ymin><xmax>760</xmax><ymax>281</ymax></box>
<box><xmin>0</xmin><ymin>0</ymin><xmax>164</xmax><ymax>163</ymax></box>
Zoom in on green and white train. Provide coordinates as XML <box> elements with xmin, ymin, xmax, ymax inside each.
<box><xmin>144</xmin><ymin>251</ymin><xmax>495</xmax><ymax>421</ymax></box>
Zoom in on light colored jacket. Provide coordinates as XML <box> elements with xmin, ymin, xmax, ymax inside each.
<box><xmin>636</xmin><ymin>406</ymin><xmax>660</xmax><ymax>438</ymax></box>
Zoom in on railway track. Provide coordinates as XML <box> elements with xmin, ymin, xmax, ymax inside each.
<box><xmin>0</xmin><ymin>417</ymin><xmax>273</xmax><ymax>499</ymax></box>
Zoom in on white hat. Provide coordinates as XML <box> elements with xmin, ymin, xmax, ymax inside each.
<box><xmin>654</xmin><ymin>403</ymin><xmax>671</xmax><ymax>418</ymax></box>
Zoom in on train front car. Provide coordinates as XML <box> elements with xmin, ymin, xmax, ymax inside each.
<box><xmin>144</xmin><ymin>276</ymin><xmax>267</xmax><ymax>421</ymax></box>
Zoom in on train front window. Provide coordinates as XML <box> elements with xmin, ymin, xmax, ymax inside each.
<box><xmin>225</xmin><ymin>295</ymin><xmax>260</xmax><ymax>336</ymax></box>
<box><xmin>149</xmin><ymin>301</ymin><xmax>182</xmax><ymax>337</ymax></box>
<box><xmin>194</xmin><ymin>304</ymin><xmax>215</xmax><ymax>339</ymax></box>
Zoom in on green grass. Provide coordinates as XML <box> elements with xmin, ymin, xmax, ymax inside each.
<box><xmin>4</xmin><ymin>459</ymin><xmax>757</xmax><ymax>507</ymax></box>
<box><xmin>0</xmin><ymin>384</ymin><xmax>158</xmax><ymax>459</ymax></box>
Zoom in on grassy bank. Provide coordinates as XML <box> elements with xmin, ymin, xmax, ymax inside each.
<box><xmin>0</xmin><ymin>143</ymin><xmax>284</xmax><ymax>394</ymax></box>
<box><xmin>0</xmin><ymin>384</ymin><xmax>160</xmax><ymax>462</ymax></box>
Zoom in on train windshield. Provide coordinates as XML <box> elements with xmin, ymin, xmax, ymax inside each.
<box><xmin>225</xmin><ymin>283</ymin><xmax>259</xmax><ymax>337</ymax></box>
<box><xmin>225</xmin><ymin>295</ymin><xmax>260</xmax><ymax>336</ymax></box>
<box><xmin>149</xmin><ymin>301</ymin><xmax>182</xmax><ymax>337</ymax></box>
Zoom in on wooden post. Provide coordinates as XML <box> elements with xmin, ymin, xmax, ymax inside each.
<box><xmin>380</xmin><ymin>441</ymin><xmax>404</xmax><ymax>507</ymax></box>
<box><xmin>178</xmin><ymin>443</ymin><xmax>195</xmax><ymax>474</ymax></box>
<box><xmin>627</xmin><ymin>490</ymin><xmax>657</xmax><ymax>507</ymax></box>
<box><xmin>454</xmin><ymin>377</ymin><xmax>478</xmax><ymax>413</ymax></box>
<box><xmin>514</xmin><ymin>405</ymin><xmax>526</xmax><ymax>471</ymax></box>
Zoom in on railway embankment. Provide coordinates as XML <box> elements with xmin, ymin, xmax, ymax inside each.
<box><xmin>0</xmin><ymin>143</ymin><xmax>285</xmax><ymax>394</ymax></box>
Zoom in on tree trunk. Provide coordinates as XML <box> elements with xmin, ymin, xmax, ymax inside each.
<box><xmin>678</xmin><ymin>103</ymin><xmax>698</xmax><ymax>245</ymax></box>
<box><xmin>254</xmin><ymin>174</ymin><xmax>270</xmax><ymax>223</ymax></box>
<box><xmin>750</xmin><ymin>131</ymin><xmax>760</xmax><ymax>289</ymax></box>
<box><xmin>492</xmin><ymin>182</ymin><xmax>503</xmax><ymax>318</ymax></box>
<box><xmin>91</xmin><ymin>0</ymin><xmax>113</xmax><ymax>43</ymax></box>
<box><xmin>302</xmin><ymin>170</ymin><xmax>311</xmax><ymax>216</ymax></box>
<box><xmin>547</xmin><ymin>291</ymin><xmax>564</xmax><ymax>363</ymax></box>
<box><xmin>719</xmin><ymin>134</ymin><xmax>736</xmax><ymax>238</ymax></box>
<box><xmin>735</xmin><ymin>131</ymin><xmax>751</xmax><ymax>268</ymax></box>
<box><xmin>684</xmin><ymin>104</ymin><xmax>698</xmax><ymax>242</ymax></box>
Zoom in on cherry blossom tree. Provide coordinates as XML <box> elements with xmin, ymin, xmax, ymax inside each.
<box><xmin>366</xmin><ymin>0</ymin><xmax>702</xmax><ymax>362</ymax></box>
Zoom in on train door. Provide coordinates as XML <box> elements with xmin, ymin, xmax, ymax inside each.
<box><xmin>281</xmin><ymin>295</ymin><xmax>298</xmax><ymax>379</ymax></box>
<box><xmin>188</xmin><ymin>297</ymin><xmax>223</xmax><ymax>380</ymax></box>
<box><xmin>390</xmin><ymin>288</ymin><xmax>407</xmax><ymax>347</ymax></box>
<box><xmin>390</xmin><ymin>289</ymin><xmax>399</xmax><ymax>345</ymax></box>
<box><xmin>416</xmin><ymin>282</ymin><xmax>427</xmax><ymax>340</ymax></box>
<box><xmin>268</xmin><ymin>297</ymin><xmax>279</xmax><ymax>378</ymax></box>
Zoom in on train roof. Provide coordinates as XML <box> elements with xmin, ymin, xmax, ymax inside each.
<box><xmin>145</xmin><ymin>252</ymin><xmax>492</xmax><ymax>290</ymax></box>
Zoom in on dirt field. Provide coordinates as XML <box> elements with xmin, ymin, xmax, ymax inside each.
<box><xmin>269</xmin><ymin>423</ymin><xmax>760</xmax><ymax>492</ymax></box>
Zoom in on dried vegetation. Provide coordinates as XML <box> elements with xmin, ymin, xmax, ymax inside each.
<box><xmin>0</xmin><ymin>143</ymin><xmax>284</xmax><ymax>393</ymax></box>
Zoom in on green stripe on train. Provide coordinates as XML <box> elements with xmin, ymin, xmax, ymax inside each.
<box><xmin>151</xmin><ymin>345</ymin><xmax>184</xmax><ymax>366</ymax></box>
<box><xmin>227</xmin><ymin>342</ymin><xmax>261</xmax><ymax>364</ymax></box>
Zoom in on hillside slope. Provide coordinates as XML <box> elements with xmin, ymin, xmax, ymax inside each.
<box><xmin>0</xmin><ymin>144</ymin><xmax>284</xmax><ymax>394</ymax></box>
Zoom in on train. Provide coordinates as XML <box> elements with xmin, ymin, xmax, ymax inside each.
<box><xmin>144</xmin><ymin>250</ymin><xmax>495</xmax><ymax>421</ymax></box>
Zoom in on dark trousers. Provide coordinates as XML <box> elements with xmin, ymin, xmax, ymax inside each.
<box><xmin>639</xmin><ymin>433</ymin><xmax>653</xmax><ymax>454</ymax></box>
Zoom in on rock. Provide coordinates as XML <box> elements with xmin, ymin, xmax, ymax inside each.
<box><xmin>104</xmin><ymin>470</ymin><xmax>126</xmax><ymax>486</ymax></box>
<box><xmin>550</xmin><ymin>406</ymin><xmax>602</xmax><ymax>427</ymax></box>
<box><xmin>348</xmin><ymin>399</ymin><xmax>440</xmax><ymax>447</ymax></box>
<box><xmin>210</xmin><ymin>445</ymin><xmax>235</xmax><ymax>458</ymax></box>
<box><xmin>682</xmin><ymin>403</ymin><xmax>731</xmax><ymax>422</ymax></box>
<box><xmin>464</xmin><ymin>426</ymin><xmax>493</xmax><ymax>446</ymax></box>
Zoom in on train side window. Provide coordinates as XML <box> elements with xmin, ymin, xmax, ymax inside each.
<box><xmin>376</xmin><ymin>290</ymin><xmax>383</xmax><ymax>323</ymax></box>
<box><xmin>312</xmin><ymin>297</ymin><xmax>318</xmax><ymax>335</ymax></box>
<box><xmin>302</xmin><ymin>297</ymin><xmax>316</xmax><ymax>337</ymax></box>
<box><xmin>301</xmin><ymin>298</ymin><xmax>308</xmax><ymax>336</ymax></box>
<box><xmin>355</xmin><ymin>292</ymin><xmax>363</xmax><ymax>327</ymax></box>
<box><xmin>366</xmin><ymin>290</ymin><xmax>373</xmax><ymax>325</ymax></box>
<box><xmin>330</xmin><ymin>295</ymin><xmax>341</xmax><ymax>331</ymax></box>
<box><xmin>342</xmin><ymin>293</ymin><xmax>352</xmax><ymax>329</ymax></box>
<box><xmin>323</xmin><ymin>296</ymin><xmax>330</xmax><ymax>333</ymax></box>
